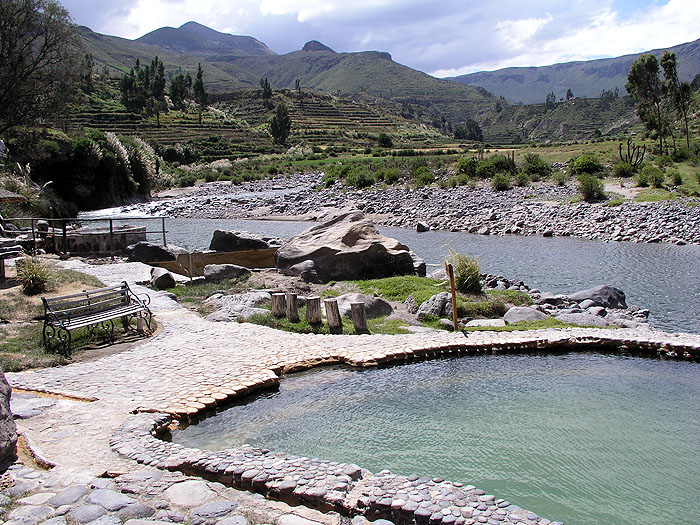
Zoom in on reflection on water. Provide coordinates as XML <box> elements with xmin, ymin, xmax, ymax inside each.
<box><xmin>173</xmin><ymin>354</ymin><xmax>700</xmax><ymax>525</ymax></box>
<box><xmin>79</xmin><ymin>216</ymin><xmax>700</xmax><ymax>332</ymax></box>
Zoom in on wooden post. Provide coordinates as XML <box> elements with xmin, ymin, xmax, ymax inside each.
<box><xmin>109</xmin><ymin>219</ymin><xmax>114</xmax><ymax>261</ymax></box>
<box><xmin>62</xmin><ymin>220</ymin><xmax>67</xmax><ymax>255</ymax></box>
<box><xmin>161</xmin><ymin>217</ymin><xmax>167</xmax><ymax>247</ymax></box>
<box><xmin>306</xmin><ymin>296</ymin><xmax>322</xmax><ymax>325</ymax></box>
<box><xmin>188</xmin><ymin>252</ymin><xmax>193</xmax><ymax>282</ymax></box>
<box><xmin>324</xmin><ymin>298</ymin><xmax>342</xmax><ymax>333</ymax></box>
<box><xmin>286</xmin><ymin>292</ymin><xmax>299</xmax><ymax>322</ymax></box>
<box><xmin>445</xmin><ymin>261</ymin><xmax>459</xmax><ymax>332</ymax></box>
<box><xmin>271</xmin><ymin>293</ymin><xmax>286</xmax><ymax>318</ymax></box>
<box><xmin>31</xmin><ymin>218</ymin><xmax>37</xmax><ymax>255</ymax></box>
<box><xmin>350</xmin><ymin>302</ymin><xmax>368</xmax><ymax>333</ymax></box>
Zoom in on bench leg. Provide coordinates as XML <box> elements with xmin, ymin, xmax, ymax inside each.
<box><xmin>43</xmin><ymin>323</ymin><xmax>71</xmax><ymax>357</ymax></box>
<box><xmin>0</xmin><ymin>259</ymin><xmax>5</xmax><ymax>284</ymax></box>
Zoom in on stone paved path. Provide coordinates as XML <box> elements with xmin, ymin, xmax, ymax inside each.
<box><xmin>5</xmin><ymin>261</ymin><xmax>700</xmax><ymax>525</ymax></box>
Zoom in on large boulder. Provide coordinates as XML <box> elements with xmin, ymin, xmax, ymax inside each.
<box><xmin>334</xmin><ymin>293</ymin><xmax>393</xmax><ymax>319</ymax></box>
<box><xmin>150</xmin><ymin>267</ymin><xmax>176</xmax><ymax>290</ymax></box>
<box><xmin>503</xmin><ymin>306</ymin><xmax>548</xmax><ymax>324</ymax></box>
<box><xmin>275</xmin><ymin>212</ymin><xmax>425</xmax><ymax>282</ymax></box>
<box><xmin>126</xmin><ymin>241</ymin><xmax>179</xmax><ymax>262</ymax></box>
<box><xmin>0</xmin><ymin>372</ymin><xmax>17</xmax><ymax>471</ymax></box>
<box><xmin>568</xmin><ymin>285</ymin><xmax>627</xmax><ymax>309</ymax></box>
<box><xmin>203</xmin><ymin>264</ymin><xmax>251</xmax><ymax>282</ymax></box>
<box><xmin>209</xmin><ymin>230</ymin><xmax>282</xmax><ymax>252</ymax></box>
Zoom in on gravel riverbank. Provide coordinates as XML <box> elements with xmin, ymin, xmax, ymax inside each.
<box><xmin>115</xmin><ymin>173</ymin><xmax>700</xmax><ymax>245</ymax></box>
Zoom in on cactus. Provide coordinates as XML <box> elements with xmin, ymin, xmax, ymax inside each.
<box><xmin>619</xmin><ymin>139</ymin><xmax>646</xmax><ymax>170</ymax></box>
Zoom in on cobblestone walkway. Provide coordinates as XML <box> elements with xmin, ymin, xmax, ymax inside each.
<box><xmin>5</xmin><ymin>261</ymin><xmax>700</xmax><ymax>525</ymax></box>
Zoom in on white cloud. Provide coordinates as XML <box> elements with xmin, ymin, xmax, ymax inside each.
<box><xmin>495</xmin><ymin>14</ymin><xmax>554</xmax><ymax>51</ymax></box>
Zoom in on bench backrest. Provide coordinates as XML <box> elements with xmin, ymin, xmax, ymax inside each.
<box><xmin>43</xmin><ymin>282</ymin><xmax>130</xmax><ymax>320</ymax></box>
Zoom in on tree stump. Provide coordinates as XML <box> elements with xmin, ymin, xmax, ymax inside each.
<box><xmin>271</xmin><ymin>293</ymin><xmax>286</xmax><ymax>318</ymax></box>
<box><xmin>350</xmin><ymin>302</ymin><xmax>368</xmax><ymax>333</ymax></box>
<box><xmin>286</xmin><ymin>292</ymin><xmax>299</xmax><ymax>322</ymax></box>
<box><xmin>306</xmin><ymin>296</ymin><xmax>322</xmax><ymax>325</ymax></box>
<box><xmin>324</xmin><ymin>298</ymin><xmax>342</xmax><ymax>333</ymax></box>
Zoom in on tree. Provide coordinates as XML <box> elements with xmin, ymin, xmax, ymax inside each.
<box><xmin>454</xmin><ymin>119</ymin><xmax>483</xmax><ymax>141</ymax></box>
<box><xmin>661</xmin><ymin>51</ymin><xmax>692</xmax><ymax>148</ymax></box>
<box><xmin>566</xmin><ymin>88</ymin><xmax>574</xmax><ymax>100</ymax></box>
<box><xmin>0</xmin><ymin>0</ymin><xmax>80</xmax><ymax>135</ymax></box>
<box><xmin>193</xmin><ymin>63</ymin><xmax>207</xmax><ymax>125</ymax></box>
<box><xmin>169</xmin><ymin>72</ymin><xmax>192</xmax><ymax>109</ymax></box>
<box><xmin>260</xmin><ymin>77</ymin><xmax>272</xmax><ymax>107</ymax></box>
<box><xmin>270</xmin><ymin>102</ymin><xmax>291</xmax><ymax>145</ymax></box>
<box><xmin>626</xmin><ymin>54</ymin><xmax>665</xmax><ymax>153</ymax></box>
<box><xmin>119</xmin><ymin>56</ymin><xmax>168</xmax><ymax>125</ymax></box>
<box><xmin>545</xmin><ymin>91</ymin><xmax>556</xmax><ymax>110</ymax></box>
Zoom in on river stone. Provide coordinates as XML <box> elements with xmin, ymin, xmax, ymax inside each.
<box><xmin>116</xmin><ymin>504</ymin><xmax>155</xmax><ymax>520</ymax></box>
<box><xmin>588</xmin><ymin>306</ymin><xmax>607</xmax><ymax>317</ymax></box>
<box><xmin>191</xmin><ymin>500</ymin><xmax>239</xmax><ymax>518</ymax></box>
<box><xmin>203</xmin><ymin>264</ymin><xmax>251</xmax><ymax>283</ymax></box>
<box><xmin>275</xmin><ymin>211</ymin><xmax>425</xmax><ymax>282</ymax></box>
<box><xmin>465</xmin><ymin>319</ymin><xmax>506</xmax><ymax>327</ymax></box>
<box><xmin>568</xmin><ymin>285</ymin><xmax>627</xmax><ymax>309</ymax></box>
<box><xmin>416</xmin><ymin>292</ymin><xmax>451</xmax><ymax>320</ymax></box>
<box><xmin>416</xmin><ymin>221</ymin><xmax>430</xmax><ymax>232</ymax></box>
<box><xmin>86</xmin><ymin>489</ymin><xmax>136</xmax><ymax>511</ymax></box>
<box><xmin>0</xmin><ymin>371</ymin><xmax>17</xmax><ymax>471</ymax></box>
<box><xmin>503</xmin><ymin>306</ymin><xmax>548</xmax><ymax>324</ymax></box>
<box><xmin>150</xmin><ymin>267</ymin><xmax>176</xmax><ymax>290</ymax></box>
<box><xmin>163</xmin><ymin>480</ymin><xmax>215</xmax><ymax>507</ymax></box>
<box><xmin>209</xmin><ymin>230</ymin><xmax>280</xmax><ymax>251</ymax></box>
<box><xmin>8</xmin><ymin>504</ymin><xmax>54</xmax><ymax>523</ymax></box>
<box><xmin>10</xmin><ymin>392</ymin><xmax>57</xmax><ymax>419</ymax></box>
<box><xmin>69</xmin><ymin>504</ymin><xmax>106</xmax><ymax>523</ymax></box>
<box><xmin>555</xmin><ymin>312</ymin><xmax>609</xmax><ymax>327</ymax></box>
<box><xmin>204</xmin><ymin>292</ymin><xmax>271</xmax><ymax>309</ymax></box>
<box><xmin>126</xmin><ymin>242</ymin><xmax>177</xmax><ymax>263</ymax></box>
<box><xmin>334</xmin><ymin>293</ymin><xmax>393</xmax><ymax>319</ymax></box>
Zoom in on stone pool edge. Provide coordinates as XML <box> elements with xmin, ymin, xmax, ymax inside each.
<box><xmin>110</xmin><ymin>328</ymin><xmax>700</xmax><ymax>525</ymax></box>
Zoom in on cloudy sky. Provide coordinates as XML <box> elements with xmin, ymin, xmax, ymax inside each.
<box><xmin>60</xmin><ymin>0</ymin><xmax>700</xmax><ymax>77</ymax></box>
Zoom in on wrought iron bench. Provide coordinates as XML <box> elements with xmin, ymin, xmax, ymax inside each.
<box><xmin>42</xmin><ymin>281</ymin><xmax>152</xmax><ymax>356</ymax></box>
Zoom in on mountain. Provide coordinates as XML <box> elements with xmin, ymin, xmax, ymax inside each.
<box><xmin>136</xmin><ymin>21</ymin><xmax>275</xmax><ymax>57</ymax></box>
<box><xmin>450</xmin><ymin>37</ymin><xmax>700</xmax><ymax>104</ymax></box>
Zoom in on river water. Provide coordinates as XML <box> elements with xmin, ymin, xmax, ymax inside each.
<box><xmin>90</xmin><ymin>216</ymin><xmax>700</xmax><ymax>333</ymax></box>
<box><xmin>173</xmin><ymin>354</ymin><xmax>700</xmax><ymax>525</ymax></box>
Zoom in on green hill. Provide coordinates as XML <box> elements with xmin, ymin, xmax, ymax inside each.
<box><xmin>451</xmin><ymin>37</ymin><xmax>700</xmax><ymax>104</ymax></box>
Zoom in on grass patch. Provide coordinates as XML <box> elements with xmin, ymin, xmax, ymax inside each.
<box><xmin>456</xmin><ymin>295</ymin><xmax>507</xmax><ymax>318</ymax></box>
<box><xmin>634</xmin><ymin>188</ymin><xmax>677</xmax><ymax>202</ymax></box>
<box><xmin>350</xmin><ymin>275</ymin><xmax>446</xmax><ymax>304</ymax></box>
<box><xmin>486</xmin><ymin>289</ymin><xmax>533</xmax><ymax>306</ymax></box>
<box><xmin>244</xmin><ymin>307</ymin><xmax>410</xmax><ymax>335</ymax></box>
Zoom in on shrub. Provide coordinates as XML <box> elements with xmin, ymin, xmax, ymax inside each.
<box><xmin>18</xmin><ymin>258</ymin><xmax>50</xmax><ymax>295</ymax></box>
<box><xmin>523</xmin><ymin>153</ymin><xmax>552</xmax><ymax>178</ymax></box>
<box><xmin>413</xmin><ymin>166</ymin><xmax>434</xmax><ymax>186</ymax></box>
<box><xmin>491</xmin><ymin>154</ymin><xmax>516</xmax><ymax>174</ymax></box>
<box><xmin>667</xmin><ymin>169</ymin><xmax>683</xmax><ymax>187</ymax></box>
<box><xmin>475</xmin><ymin>160</ymin><xmax>496</xmax><ymax>179</ymax></box>
<box><xmin>491</xmin><ymin>173</ymin><xmax>511</xmax><ymax>191</ymax></box>
<box><xmin>613</xmin><ymin>161</ymin><xmax>635</xmax><ymax>178</ymax></box>
<box><xmin>448</xmin><ymin>251</ymin><xmax>482</xmax><ymax>295</ymax></box>
<box><xmin>514</xmin><ymin>172</ymin><xmax>530</xmax><ymax>187</ymax></box>
<box><xmin>203</xmin><ymin>170</ymin><xmax>219</xmax><ymax>183</ymax></box>
<box><xmin>641</xmin><ymin>166</ymin><xmax>665</xmax><ymax>188</ymax></box>
<box><xmin>655</xmin><ymin>154</ymin><xmax>673</xmax><ymax>168</ymax></box>
<box><xmin>672</xmin><ymin>148</ymin><xmax>691</xmax><ymax>162</ymax></box>
<box><xmin>457</xmin><ymin>156</ymin><xmax>477</xmax><ymax>176</ymax></box>
<box><xmin>577</xmin><ymin>174</ymin><xmax>606</xmax><ymax>202</ymax></box>
<box><xmin>377</xmin><ymin>133</ymin><xmax>393</xmax><ymax>148</ymax></box>
<box><xmin>570</xmin><ymin>153</ymin><xmax>603</xmax><ymax>175</ymax></box>
<box><xmin>375</xmin><ymin>167</ymin><xmax>400</xmax><ymax>184</ymax></box>
<box><xmin>346</xmin><ymin>167</ymin><xmax>374</xmax><ymax>189</ymax></box>
<box><xmin>554</xmin><ymin>172</ymin><xmax>568</xmax><ymax>185</ymax></box>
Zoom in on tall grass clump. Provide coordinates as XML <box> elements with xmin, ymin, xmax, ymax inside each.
<box><xmin>17</xmin><ymin>258</ymin><xmax>50</xmax><ymax>295</ymax></box>
<box><xmin>449</xmin><ymin>251</ymin><xmax>482</xmax><ymax>294</ymax></box>
<box><xmin>577</xmin><ymin>174</ymin><xmax>606</xmax><ymax>202</ymax></box>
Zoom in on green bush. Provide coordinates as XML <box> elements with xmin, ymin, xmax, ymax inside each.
<box><xmin>570</xmin><ymin>153</ymin><xmax>603</xmax><ymax>175</ymax></box>
<box><xmin>523</xmin><ymin>153</ymin><xmax>552</xmax><ymax>178</ymax></box>
<box><xmin>377</xmin><ymin>133</ymin><xmax>393</xmax><ymax>148</ymax></box>
<box><xmin>18</xmin><ymin>258</ymin><xmax>50</xmax><ymax>295</ymax></box>
<box><xmin>491</xmin><ymin>173</ymin><xmax>511</xmax><ymax>191</ymax></box>
<box><xmin>475</xmin><ymin>160</ymin><xmax>496</xmax><ymax>179</ymax></box>
<box><xmin>514</xmin><ymin>171</ymin><xmax>530</xmax><ymax>186</ymax></box>
<box><xmin>375</xmin><ymin>167</ymin><xmax>400</xmax><ymax>184</ymax></box>
<box><xmin>655</xmin><ymin>154</ymin><xmax>673</xmax><ymax>168</ymax></box>
<box><xmin>449</xmin><ymin>251</ymin><xmax>482</xmax><ymax>295</ymax></box>
<box><xmin>641</xmin><ymin>165</ymin><xmax>664</xmax><ymax>188</ymax></box>
<box><xmin>613</xmin><ymin>161</ymin><xmax>635</xmax><ymax>178</ymax></box>
<box><xmin>577</xmin><ymin>174</ymin><xmax>606</xmax><ymax>202</ymax></box>
<box><xmin>413</xmin><ymin>166</ymin><xmax>434</xmax><ymax>186</ymax></box>
<box><xmin>554</xmin><ymin>172</ymin><xmax>568</xmax><ymax>185</ymax></box>
<box><xmin>457</xmin><ymin>156</ymin><xmax>477</xmax><ymax>176</ymax></box>
<box><xmin>667</xmin><ymin>169</ymin><xmax>683</xmax><ymax>187</ymax></box>
<box><xmin>346</xmin><ymin>167</ymin><xmax>374</xmax><ymax>189</ymax></box>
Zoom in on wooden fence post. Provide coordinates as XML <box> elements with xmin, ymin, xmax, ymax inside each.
<box><xmin>306</xmin><ymin>296</ymin><xmax>322</xmax><ymax>325</ymax></box>
<box><xmin>324</xmin><ymin>298</ymin><xmax>342</xmax><ymax>333</ymax></box>
<box><xmin>271</xmin><ymin>293</ymin><xmax>286</xmax><ymax>318</ymax></box>
<box><xmin>445</xmin><ymin>262</ymin><xmax>459</xmax><ymax>332</ymax></box>
<box><xmin>350</xmin><ymin>302</ymin><xmax>368</xmax><ymax>333</ymax></box>
<box><xmin>286</xmin><ymin>292</ymin><xmax>299</xmax><ymax>322</ymax></box>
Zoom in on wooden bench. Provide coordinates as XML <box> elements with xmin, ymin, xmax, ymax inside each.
<box><xmin>42</xmin><ymin>281</ymin><xmax>152</xmax><ymax>356</ymax></box>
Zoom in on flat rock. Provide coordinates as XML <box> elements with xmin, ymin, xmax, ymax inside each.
<box><xmin>86</xmin><ymin>489</ymin><xmax>136</xmax><ymax>511</ymax></box>
<box><xmin>191</xmin><ymin>500</ymin><xmax>239</xmax><ymax>518</ymax></box>
<box><xmin>465</xmin><ymin>319</ymin><xmax>507</xmax><ymax>327</ymax></box>
<box><xmin>8</xmin><ymin>504</ymin><xmax>54</xmax><ymax>524</ymax></box>
<box><xmin>218</xmin><ymin>516</ymin><xmax>250</xmax><ymax>525</ymax></box>
<box><xmin>69</xmin><ymin>504</ymin><xmax>106</xmax><ymax>523</ymax></box>
<box><xmin>555</xmin><ymin>312</ymin><xmax>610</xmax><ymax>327</ymax></box>
<box><xmin>277</xmin><ymin>515</ymin><xmax>324</xmax><ymax>525</ymax></box>
<box><xmin>203</xmin><ymin>264</ymin><xmax>251</xmax><ymax>283</ymax></box>
<box><xmin>503</xmin><ymin>306</ymin><xmax>548</xmax><ymax>324</ymax></box>
<box><xmin>206</xmin><ymin>305</ymin><xmax>268</xmax><ymax>322</ymax></box>
<box><xmin>163</xmin><ymin>480</ymin><xmax>216</xmax><ymax>508</ymax></box>
<box><xmin>334</xmin><ymin>293</ymin><xmax>393</xmax><ymax>319</ymax></box>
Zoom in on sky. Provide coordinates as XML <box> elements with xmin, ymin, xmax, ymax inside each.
<box><xmin>60</xmin><ymin>0</ymin><xmax>700</xmax><ymax>77</ymax></box>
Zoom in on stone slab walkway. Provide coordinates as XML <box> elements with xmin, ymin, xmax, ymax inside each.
<box><xmin>5</xmin><ymin>261</ymin><xmax>700</xmax><ymax>525</ymax></box>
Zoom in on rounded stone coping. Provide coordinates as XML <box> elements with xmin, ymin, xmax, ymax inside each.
<box><xmin>109</xmin><ymin>330</ymin><xmax>700</xmax><ymax>525</ymax></box>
